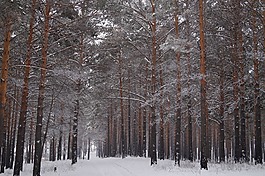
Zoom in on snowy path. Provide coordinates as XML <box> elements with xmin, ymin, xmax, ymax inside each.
<box><xmin>2</xmin><ymin>153</ymin><xmax>265</xmax><ymax>176</ymax></box>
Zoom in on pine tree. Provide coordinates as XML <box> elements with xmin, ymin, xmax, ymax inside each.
<box><xmin>198</xmin><ymin>0</ymin><xmax>208</xmax><ymax>170</ymax></box>
<box><xmin>150</xmin><ymin>0</ymin><xmax>158</xmax><ymax>165</ymax></box>
<box><xmin>33</xmin><ymin>1</ymin><xmax>51</xmax><ymax>175</ymax></box>
<box><xmin>0</xmin><ymin>13</ymin><xmax>12</xmax><ymax>175</ymax></box>
<box><xmin>14</xmin><ymin>0</ymin><xmax>36</xmax><ymax>175</ymax></box>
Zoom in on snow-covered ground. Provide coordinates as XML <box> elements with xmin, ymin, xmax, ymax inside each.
<box><xmin>3</xmin><ymin>153</ymin><xmax>265</xmax><ymax>176</ymax></box>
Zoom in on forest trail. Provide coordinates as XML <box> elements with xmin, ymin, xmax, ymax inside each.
<box><xmin>2</xmin><ymin>152</ymin><xmax>265</xmax><ymax>176</ymax></box>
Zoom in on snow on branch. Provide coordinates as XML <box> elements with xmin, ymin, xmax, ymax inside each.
<box><xmin>160</xmin><ymin>35</ymin><xmax>189</xmax><ymax>53</ymax></box>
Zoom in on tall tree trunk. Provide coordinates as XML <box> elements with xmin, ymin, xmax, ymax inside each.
<box><xmin>33</xmin><ymin>1</ymin><xmax>50</xmax><ymax>176</ymax></box>
<box><xmin>199</xmin><ymin>0</ymin><xmax>208</xmax><ymax>169</ymax></box>
<box><xmin>174</xmin><ymin>0</ymin><xmax>181</xmax><ymax>166</ymax></box>
<box><xmin>87</xmin><ymin>138</ymin><xmax>91</xmax><ymax>160</ymax></box>
<box><xmin>71</xmin><ymin>88</ymin><xmax>79</xmax><ymax>165</ymax></box>
<box><xmin>107</xmin><ymin>109</ymin><xmax>111</xmax><ymax>157</ymax></box>
<box><xmin>10</xmin><ymin>87</ymin><xmax>19</xmax><ymax>169</ymax></box>
<box><xmin>159</xmin><ymin>68</ymin><xmax>164</xmax><ymax>160</ymax></box>
<box><xmin>127</xmin><ymin>68</ymin><xmax>132</xmax><ymax>156</ymax></box>
<box><xmin>14</xmin><ymin>1</ymin><xmax>36</xmax><ymax>174</ymax></box>
<box><xmin>72</xmin><ymin>32</ymin><xmax>85</xmax><ymax>164</ymax></box>
<box><xmin>138</xmin><ymin>104</ymin><xmax>142</xmax><ymax>157</ymax></box>
<box><xmin>252</xmin><ymin>3</ymin><xmax>262</xmax><ymax>164</ymax></box>
<box><xmin>165</xmin><ymin>121</ymin><xmax>170</xmax><ymax>159</ymax></box>
<box><xmin>6</xmin><ymin>98</ymin><xmax>12</xmax><ymax>169</ymax></box>
<box><xmin>142</xmin><ymin>63</ymin><xmax>148</xmax><ymax>158</ymax></box>
<box><xmin>186</xmin><ymin>1</ymin><xmax>193</xmax><ymax>161</ymax></box>
<box><xmin>150</xmin><ymin>0</ymin><xmax>157</xmax><ymax>165</ymax></box>
<box><xmin>263</xmin><ymin>2</ymin><xmax>265</xmax><ymax>164</ymax></box>
<box><xmin>232</xmin><ymin>0</ymin><xmax>241</xmax><ymax>163</ymax></box>
<box><xmin>67</xmin><ymin>120</ymin><xmax>72</xmax><ymax>160</ymax></box>
<box><xmin>112</xmin><ymin>108</ymin><xmax>117</xmax><ymax>157</ymax></box>
<box><xmin>8</xmin><ymin>89</ymin><xmax>16</xmax><ymax>168</ymax></box>
<box><xmin>27</xmin><ymin>113</ymin><xmax>34</xmax><ymax>164</ymax></box>
<box><xmin>187</xmin><ymin>78</ymin><xmax>192</xmax><ymax>161</ymax></box>
<box><xmin>219</xmin><ymin>60</ymin><xmax>225</xmax><ymax>163</ymax></box>
<box><xmin>0</xmin><ymin>16</ymin><xmax>12</xmax><ymax>174</ymax></box>
<box><xmin>57</xmin><ymin>115</ymin><xmax>64</xmax><ymax>160</ymax></box>
<box><xmin>118</xmin><ymin>51</ymin><xmax>125</xmax><ymax>158</ymax></box>
<box><xmin>239</xmin><ymin>24</ymin><xmax>246</xmax><ymax>162</ymax></box>
<box><xmin>133</xmin><ymin>108</ymin><xmax>137</xmax><ymax>156</ymax></box>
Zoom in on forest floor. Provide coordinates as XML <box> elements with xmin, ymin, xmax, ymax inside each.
<box><xmin>2</xmin><ymin>153</ymin><xmax>265</xmax><ymax>176</ymax></box>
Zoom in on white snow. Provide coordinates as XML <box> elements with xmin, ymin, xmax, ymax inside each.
<box><xmin>2</xmin><ymin>153</ymin><xmax>265</xmax><ymax>176</ymax></box>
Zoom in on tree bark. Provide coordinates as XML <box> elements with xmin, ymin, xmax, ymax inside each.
<box><xmin>67</xmin><ymin>120</ymin><xmax>72</xmax><ymax>160</ymax></box>
<box><xmin>118</xmin><ymin>51</ymin><xmax>125</xmax><ymax>159</ymax></box>
<box><xmin>199</xmin><ymin>0</ymin><xmax>208</xmax><ymax>170</ymax></box>
<box><xmin>159</xmin><ymin>68</ymin><xmax>164</xmax><ymax>160</ymax></box>
<box><xmin>239</xmin><ymin>23</ymin><xmax>246</xmax><ymax>162</ymax></box>
<box><xmin>174</xmin><ymin>0</ymin><xmax>181</xmax><ymax>166</ymax></box>
<box><xmin>13</xmin><ymin>0</ymin><xmax>36</xmax><ymax>175</ymax></box>
<box><xmin>87</xmin><ymin>138</ymin><xmax>91</xmax><ymax>160</ymax></box>
<box><xmin>186</xmin><ymin>1</ymin><xmax>193</xmax><ymax>161</ymax></box>
<box><xmin>219</xmin><ymin>60</ymin><xmax>225</xmax><ymax>163</ymax></box>
<box><xmin>252</xmin><ymin>3</ymin><xmax>262</xmax><ymax>164</ymax></box>
<box><xmin>72</xmin><ymin>92</ymin><xmax>79</xmax><ymax>165</ymax></box>
<box><xmin>10</xmin><ymin>87</ymin><xmax>19</xmax><ymax>169</ymax></box>
<box><xmin>142</xmin><ymin>63</ymin><xmax>148</xmax><ymax>158</ymax></box>
<box><xmin>0</xmin><ymin>15</ymin><xmax>12</xmax><ymax>174</ymax></box>
<box><xmin>57</xmin><ymin>114</ymin><xmax>63</xmax><ymax>160</ymax></box>
<box><xmin>33</xmin><ymin>1</ymin><xmax>50</xmax><ymax>175</ymax></box>
<box><xmin>150</xmin><ymin>0</ymin><xmax>157</xmax><ymax>165</ymax></box>
<box><xmin>232</xmin><ymin>0</ymin><xmax>241</xmax><ymax>163</ymax></box>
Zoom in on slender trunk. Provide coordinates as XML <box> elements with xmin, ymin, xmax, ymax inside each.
<box><xmin>138</xmin><ymin>105</ymin><xmax>142</xmax><ymax>157</ymax></box>
<box><xmin>6</xmin><ymin>98</ymin><xmax>12</xmax><ymax>169</ymax></box>
<box><xmin>199</xmin><ymin>0</ymin><xmax>208</xmax><ymax>169</ymax></box>
<box><xmin>186</xmin><ymin>0</ymin><xmax>194</xmax><ymax>162</ymax></box>
<box><xmin>63</xmin><ymin>133</ymin><xmax>66</xmax><ymax>160</ymax></box>
<box><xmin>165</xmin><ymin>121</ymin><xmax>170</xmax><ymax>159</ymax></box>
<box><xmin>0</xmin><ymin>16</ymin><xmax>12</xmax><ymax>174</ymax></box>
<box><xmin>127</xmin><ymin>71</ymin><xmax>131</xmax><ymax>156</ymax></box>
<box><xmin>10</xmin><ymin>88</ymin><xmax>19</xmax><ymax>169</ymax></box>
<box><xmin>186</xmin><ymin>0</ymin><xmax>193</xmax><ymax>162</ymax></box>
<box><xmin>112</xmin><ymin>108</ymin><xmax>117</xmax><ymax>157</ymax></box>
<box><xmin>107</xmin><ymin>110</ymin><xmax>111</xmax><ymax>157</ymax></box>
<box><xmin>87</xmin><ymin>138</ymin><xmax>90</xmax><ymax>160</ymax></box>
<box><xmin>52</xmin><ymin>136</ymin><xmax>56</xmax><ymax>161</ymax></box>
<box><xmin>150</xmin><ymin>0</ymin><xmax>157</xmax><ymax>165</ymax></box>
<box><xmin>239</xmin><ymin>25</ymin><xmax>246</xmax><ymax>162</ymax></box>
<box><xmin>71</xmin><ymin>99</ymin><xmax>79</xmax><ymax>164</ymax></box>
<box><xmin>118</xmin><ymin>51</ymin><xmax>125</xmax><ymax>158</ymax></box>
<box><xmin>133</xmin><ymin>108</ymin><xmax>137</xmax><ymax>156</ymax></box>
<box><xmin>219</xmin><ymin>60</ymin><xmax>225</xmax><ymax>163</ymax></box>
<box><xmin>14</xmin><ymin>0</ymin><xmax>36</xmax><ymax>174</ymax></box>
<box><xmin>148</xmin><ymin>111</ymin><xmax>151</xmax><ymax>158</ymax></box>
<box><xmin>263</xmin><ymin>3</ymin><xmax>265</xmax><ymax>164</ymax></box>
<box><xmin>72</xmin><ymin>31</ymin><xmax>85</xmax><ymax>164</ymax></box>
<box><xmin>33</xmin><ymin>1</ymin><xmax>50</xmax><ymax>175</ymax></box>
<box><xmin>252</xmin><ymin>3</ymin><xmax>262</xmax><ymax>164</ymax></box>
<box><xmin>159</xmin><ymin>68</ymin><xmax>164</xmax><ymax>160</ymax></box>
<box><xmin>27</xmin><ymin>114</ymin><xmax>34</xmax><ymax>164</ymax></box>
<box><xmin>142</xmin><ymin>64</ymin><xmax>148</xmax><ymax>158</ymax></box>
<box><xmin>142</xmin><ymin>108</ymin><xmax>147</xmax><ymax>157</ymax></box>
<box><xmin>233</xmin><ymin>0</ymin><xmax>241</xmax><ymax>163</ymax></box>
<box><xmin>174</xmin><ymin>0</ymin><xmax>181</xmax><ymax>166</ymax></box>
<box><xmin>67</xmin><ymin>120</ymin><xmax>72</xmax><ymax>160</ymax></box>
<box><xmin>57</xmin><ymin>130</ymin><xmax>62</xmax><ymax>160</ymax></box>
<box><xmin>9</xmin><ymin>89</ymin><xmax>16</xmax><ymax>168</ymax></box>
<box><xmin>41</xmin><ymin>93</ymin><xmax>54</xmax><ymax>157</ymax></box>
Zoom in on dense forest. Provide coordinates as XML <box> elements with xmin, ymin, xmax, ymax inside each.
<box><xmin>0</xmin><ymin>0</ymin><xmax>264</xmax><ymax>176</ymax></box>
